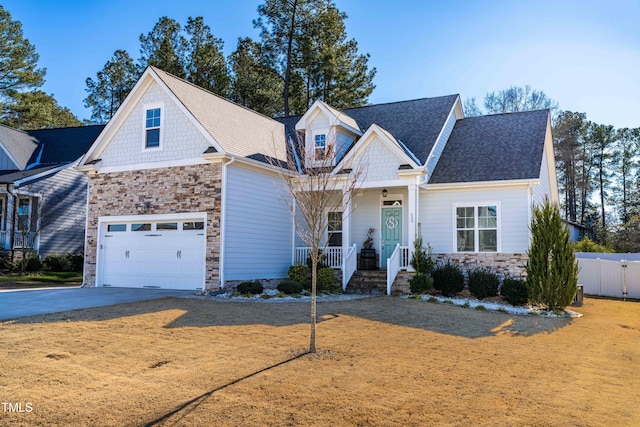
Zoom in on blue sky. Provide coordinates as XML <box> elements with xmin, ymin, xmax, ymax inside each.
<box><xmin>3</xmin><ymin>0</ymin><xmax>639</xmax><ymax>128</ymax></box>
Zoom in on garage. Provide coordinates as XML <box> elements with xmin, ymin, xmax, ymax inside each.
<box><xmin>98</xmin><ymin>215</ymin><xmax>206</xmax><ymax>290</ymax></box>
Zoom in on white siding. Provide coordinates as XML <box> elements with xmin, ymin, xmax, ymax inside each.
<box><xmin>224</xmin><ymin>164</ymin><xmax>293</xmax><ymax>281</ymax></box>
<box><xmin>99</xmin><ymin>81</ymin><xmax>212</xmax><ymax>167</ymax></box>
<box><xmin>533</xmin><ymin>145</ymin><xmax>552</xmax><ymax>206</ymax></box>
<box><xmin>351</xmin><ymin>189</ymin><xmax>409</xmax><ymax>251</ymax></box>
<box><xmin>421</xmin><ymin>186</ymin><xmax>530</xmax><ymax>253</ymax></box>
<box><xmin>426</xmin><ymin>110</ymin><xmax>457</xmax><ymax>174</ymax></box>
<box><xmin>350</xmin><ymin>137</ymin><xmax>403</xmax><ymax>182</ymax></box>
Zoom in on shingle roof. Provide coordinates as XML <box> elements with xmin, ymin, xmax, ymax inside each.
<box><xmin>0</xmin><ymin>165</ymin><xmax>62</xmax><ymax>184</ymax></box>
<box><xmin>0</xmin><ymin>124</ymin><xmax>39</xmax><ymax>169</ymax></box>
<box><xmin>429</xmin><ymin>109</ymin><xmax>549</xmax><ymax>184</ymax></box>
<box><xmin>26</xmin><ymin>125</ymin><xmax>105</xmax><ymax>167</ymax></box>
<box><xmin>276</xmin><ymin>95</ymin><xmax>459</xmax><ymax>165</ymax></box>
<box><xmin>152</xmin><ymin>67</ymin><xmax>287</xmax><ymax>161</ymax></box>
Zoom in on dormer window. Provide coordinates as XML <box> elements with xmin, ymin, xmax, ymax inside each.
<box><xmin>314</xmin><ymin>133</ymin><xmax>326</xmax><ymax>159</ymax></box>
<box><xmin>144</xmin><ymin>104</ymin><xmax>162</xmax><ymax>149</ymax></box>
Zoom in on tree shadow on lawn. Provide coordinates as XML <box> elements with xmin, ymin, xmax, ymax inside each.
<box><xmin>6</xmin><ymin>296</ymin><xmax>572</xmax><ymax>338</ymax></box>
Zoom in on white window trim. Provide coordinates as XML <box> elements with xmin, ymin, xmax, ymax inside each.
<box><xmin>452</xmin><ymin>201</ymin><xmax>501</xmax><ymax>253</ymax></box>
<box><xmin>306</xmin><ymin>128</ymin><xmax>331</xmax><ymax>167</ymax></box>
<box><xmin>16</xmin><ymin>197</ymin><xmax>32</xmax><ymax>231</ymax></box>
<box><xmin>324</xmin><ymin>208</ymin><xmax>343</xmax><ymax>247</ymax></box>
<box><xmin>142</xmin><ymin>102</ymin><xmax>164</xmax><ymax>151</ymax></box>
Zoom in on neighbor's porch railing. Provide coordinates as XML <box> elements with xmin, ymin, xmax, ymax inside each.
<box><xmin>401</xmin><ymin>246</ymin><xmax>410</xmax><ymax>269</ymax></box>
<box><xmin>13</xmin><ymin>231</ymin><xmax>37</xmax><ymax>249</ymax></box>
<box><xmin>295</xmin><ymin>246</ymin><xmax>343</xmax><ymax>268</ymax></box>
<box><xmin>342</xmin><ymin>244</ymin><xmax>357</xmax><ymax>291</ymax></box>
<box><xmin>0</xmin><ymin>230</ymin><xmax>7</xmax><ymax>247</ymax></box>
<box><xmin>387</xmin><ymin>244</ymin><xmax>401</xmax><ymax>295</ymax></box>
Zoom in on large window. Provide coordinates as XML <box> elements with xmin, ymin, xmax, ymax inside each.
<box><xmin>455</xmin><ymin>204</ymin><xmax>498</xmax><ymax>252</ymax></box>
<box><xmin>328</xmin><ymin>211</ymin><xmax>342</xmax><ymax>246</ymax></box>
<box><xmin>145</xmin><ymin>107</ymin><xmax>161</xmax><ymax>148</ymax></box>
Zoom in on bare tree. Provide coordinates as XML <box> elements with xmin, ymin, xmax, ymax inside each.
<box><xmin>270</xmin><ymin>131</ymin><xmax>363</xmax><ymax>353</ymax></box>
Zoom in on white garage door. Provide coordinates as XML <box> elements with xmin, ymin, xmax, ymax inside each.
<box><xmin>100</xmin><ymin>218</ymin><xmax>206</xmax><ymax>290</ymax></box>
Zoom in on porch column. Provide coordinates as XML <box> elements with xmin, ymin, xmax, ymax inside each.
<box><xmin>407</xmin><ymin>183</ymin><xmax>418</xmax><ymax>263</ymax></box>
<box><xmin>342</xmin><ymin>188</ymin><xmax>352</xmax><ymax>258</ymax></box>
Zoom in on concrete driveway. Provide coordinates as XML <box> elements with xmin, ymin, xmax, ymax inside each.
<box><xmin>0</xmin><ymin>287</ymin><xmax>197</xmax><ymax>321</ymax></box>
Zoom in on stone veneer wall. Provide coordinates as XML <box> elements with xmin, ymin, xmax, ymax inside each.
<box><xmin>84</xmin><ymin>163</ymin><xmax>222</xmax><ymax>289</ymax></box>
<box><xmin>433</xmin><ymin>253</ymin><xmax>528</xmax><ymax>280</ymax></box>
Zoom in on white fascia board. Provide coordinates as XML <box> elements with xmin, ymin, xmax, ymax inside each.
<box><xmin>295</xmin><ymin>100</ymin><xmax>362</xmax><ymax>135</ymax></box>
<box><xmin>334</xmin><ymin>124</ymin><xmax>420</xmax><ymax>173</ymax></box>
<box><xmin>98</xmin><ymin>212</ymin><xmax>207</xmax><ymax>224</ymax></box>
<box><xmin>426</xmin><ymin>178</ymin><xmax>540</xmax><ymax>191</ymax></box>
<box><xmin>14</xmin><ymin>164</ymin><xmax>71</xmax><ymax>188</ymax></box>
<box><xmin>423</xmin><ymin>95</ymin><xmax>461</xmax><ymax>168</ymax></box>
<box><xmin>94</xmin><ymin>157</ymin><xmax>208</xmax><ymax>174</ymax></box>
<box><xmin>544</xmin><ymin>114</ymin><xmax>560</xmax><ymax>203</ymax></box>
<box><xmin>202</xmin><ymin>152</ymin><xmax>295</xmax><ymax>178</ymax></box>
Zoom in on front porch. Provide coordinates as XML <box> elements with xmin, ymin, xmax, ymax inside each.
<box><xmin>294</xmin><ymin>245</ymin><xmax>412</xmax><ymax>295</ymax></box>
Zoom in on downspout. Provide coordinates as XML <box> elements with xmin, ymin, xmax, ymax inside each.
<box><xmin>218</xmin><ymin>156</ymin><xmax>236</xmax><ymax>290</ymax></box>
<box><xmin>6</xmin><ymin>184</ymin><xmax>16</xmax><ymax>267</ymax></box>
<box><xmin>81</xmin><ymin>177</ymin><xmax>91</xmax><ymax>287</ymax></box>
<box><xmin>527</xmin><ymin>180</ymin><xmax>534</xmax><ymax>241</ymax></box>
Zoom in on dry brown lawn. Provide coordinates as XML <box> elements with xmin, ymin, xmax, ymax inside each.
<box><xmin>1</xmin><ymin>296</ymin><xmax>639</xmax><ymax>426</ymax></box>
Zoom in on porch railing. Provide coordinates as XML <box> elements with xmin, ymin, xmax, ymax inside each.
<box><xmin>342</xmin><ymin>244</ymin><xmax>357</xmax><ymax>291</ymax></box>
<box><xmin>387</xmin><ymin>244</ymin><xmax>401</xmax><ymax>295</ymax></box>
<box><xmin>0</xmin><ymin>230</ymin><xmax>7</xmax><ymax>247</ymax></box>
<box><xmin>294</xmin><ymin>246</ymin><xmax>343</xmax><ymax>268</ymax></box>
<box><xmin>401</xmin><ymin>246</ymin><xmax>411</xmax><ymax>269</ymax></box>
<box><xmin>13</xmin><ymin>231</ymin><xmax>37</xmax><ymax>249</ymax></box>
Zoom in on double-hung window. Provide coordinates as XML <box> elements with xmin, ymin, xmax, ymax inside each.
<box><xmin>17</xmin><ymin>198</ymin><xmax>32</xmax><ymax>231</ymax></box>
<box><xmin>455</xmin><ymin>204</ymin><xmax>498</xmax><ymax>252</ymax></box>
<box><xmin>314</xmin><ymin>133</ymin><xmax>326</xmax><ymax>160</ymax></box>
<box><xmin>145</xmin><ymin>107</ymin><xmax>161</xmax><ymax>148</ymax></box>
<box><xmin>328</xmin><ymin>211</ymin><xmax>343</xmax><ymax>246</ymax></box>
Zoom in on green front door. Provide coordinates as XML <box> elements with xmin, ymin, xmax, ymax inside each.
<box><xmin>381</xmin><ymin>207</ymin><xmax>402</xmax><ymax>269</ymax></box>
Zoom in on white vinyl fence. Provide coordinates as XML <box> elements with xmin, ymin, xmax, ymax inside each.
<box><xmin>577</xmin><ymin>256</ymin><xmax>640</xmax><ymax>299</ymax></box>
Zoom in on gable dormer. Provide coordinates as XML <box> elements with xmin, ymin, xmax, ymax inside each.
<box><xmin>295</xmin><ymin>100</ymin><xmax>362</xmax><ymax>168</ymax></box>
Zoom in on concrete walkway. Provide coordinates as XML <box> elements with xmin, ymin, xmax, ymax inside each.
<box><xmin>0</xmin><ymin>287</ymin><xmax>196</xmax><ymax>321</ymax></box>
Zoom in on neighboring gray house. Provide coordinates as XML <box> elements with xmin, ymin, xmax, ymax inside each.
<box><xmin>77</xmin><ymin>66</ymin><xmax>558</xmax><ymax>292</ymax></box>
<box><xmin>0</xmin><ymin>124</ymin><xmax>104</xmax><ymax>258</ymax></box>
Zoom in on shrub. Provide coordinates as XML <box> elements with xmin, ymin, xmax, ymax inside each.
<box><xmin>68</xmin><ymin>254</ymin><xmax>84</xmax><ymax>272</ymax></box>
<box><xmin>25</xmin><ymin>256</ymin><xmax>43</xmax><ymax>272</ymax></box>
<box><xmin>236</xmin><ymin>281</ymin><xmax>263</xmax><ymax>295</ymax></box>
<box><xmin>501</xmin><ymin>277</ymin><xmax>528</xmax><ymax>306</ymax></box>
<box><xmin>409</xmin><ymin>273</ymin><xmax>434</xmax><ymax>294</ymax></box>
<box><xmin>573</xmin><ymin>236</ymin><xmax>612</xmax><ymax>253</ymax></box>
<box><xmin>467</xmin><ymin>267</ymin><xmax>500</xmax><ymax>300</ymax></box>
<box><xmin>526</xmin><ymin>199</ymin><xmax>578</xmax><ymax>311</ymax></box>
<box><xmin>277</xmin><ymin>280</ymin><xmax>304</xmax><ymax>295</ymax></box>
<box><xmin>410</xmin><ymin>231</ymin><xmax>434</xmax><ymax>276</ymax></box>
<box><xmin>432</xmin><ymin>259</ymin><xmax>464</xmax><ymax>297</ymax></box>
<box><xmin>317</xmin><ymin>267</ymin><xmax>338</xmax><ymax>292</ymax></box>
<box><xmin>43</xmin><ymin>254</ymin><xmax>71</xmax><ymax>272</ymax></box>
<box><xmin>288</xmin><ymin>264</ymin><xmax>310</xmax><ymax>289</ymax></box>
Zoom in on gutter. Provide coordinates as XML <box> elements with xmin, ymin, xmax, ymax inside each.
<box><xmin>5</xmin><ymin>184</ymin><xmax>16</xmax><ymax>267</ymax></box>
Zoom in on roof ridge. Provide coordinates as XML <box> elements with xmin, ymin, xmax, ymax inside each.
<box><xmin>466</xmin><ymin>109</ymin><xmax>550</xmax><ymax>119</ymax></box>
<box><xmin>342</xmin><ymin>94</ymin><xmax>460</xmax><ymax>112</ymax></box>
<box><xmin>149</xmin><ymin>66</ymin><xmax>282</xmax><ymax>124</ymax></box>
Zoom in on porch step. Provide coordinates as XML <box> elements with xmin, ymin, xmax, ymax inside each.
<box><xmin>346</xmin><ymin>270</ymin><xmax>388</xmax><ymax>295</ymax></box>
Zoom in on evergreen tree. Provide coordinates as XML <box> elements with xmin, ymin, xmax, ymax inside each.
<box><xmin>611</xmin><ymin>128</ymin><xmax>639</xmax><ymax>224</ymax></box>
<box><xmin>2</xmin><ymin>90</ymin><xmax>81</xmax><ymax>129</ymax></box>
<box><xmin>184</xmin><ymin>16</ymin><xmax>230</xmax><ymax>96</ymax></box>
<box><xmin>587</xmin><ymin>123</ymin><xmax>615</xmax><ymax>236</ymax></box>
<box><xmin>139</xmin><ymin>17</ymin><xmax>186</xmax><ymax>77</ymax></box>
<box><xmin>0</xmin><ymin>5</ymin><xmax>45</xmax><ymax>102</ymax></box>
<box><xmin>553</xmin><ymin>111</ymin><xmax>587</xmax><ymax>222</ymax></box>
<box><xmin>229</xmin><ymin>37</ymin><xmax>283</xmax><ymax>117</ymax></box>
<box><xmin>84</xmin><ymin>50</ymin><xmax>138</xmax><ymax>123</ymax></box>
<box><xmin>526</xmin><ymin>199</ymin><xmax>578</xmax><ymax>311</ymax></box>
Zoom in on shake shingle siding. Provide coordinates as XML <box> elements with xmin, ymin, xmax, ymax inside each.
<box><xmin>429</xmin><ymin>109</ymin><xmax>549</xmax><ymax>184</ymax></box>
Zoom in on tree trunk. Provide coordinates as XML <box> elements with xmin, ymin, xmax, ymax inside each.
<box><xmin>309</xmin><ymin>254</ymin><xmax>317</xmax><ymax>353</ymax></box>
<box><xmin>283</xmin><ymin>0</ymin><xmax>298</xmax><ymax>116</ymax></box>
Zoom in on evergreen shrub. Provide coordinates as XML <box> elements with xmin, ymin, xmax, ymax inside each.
<box><xmin>501</xmin><ymin>277</ymin><xmax>528</xmax><ymax>306</ymax></box>
<box><xmin>277</xmin><ymin>280</ymin><xmax>304</xmax><ymax>295</ymax></box>
<box><xmin>236</xmin><ymin>281</ymin><xmax>264</xmax><ymax>295</ymax></box>
<box><xmin>432</xmin><ymin>259</ymin><xmax>464</xmax><ymax>297</ymax></box>
<box><xmin>467</xmin><ymin>267</ymin><xmax>500</xmax><ymax>299</ymax></box>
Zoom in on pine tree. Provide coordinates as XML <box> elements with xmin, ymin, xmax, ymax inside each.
<box><xmin>526</xmin><ymin>199</ymin><xmax>578</xmax><ymax>311</ymax></box>
<box><xmin>139</xmin><ymin>17</ymin><xmax>186</xmax><ymax>77</ymax></box>
<box><xmin>84</xmin><ymin>50</ymin><xmax>138</xmax><ymax>123</ymax></box>
<box><xmin>184</xmin><ymin>17</ymin><xmax>230</xmax><ymax>97</ymax></box>
<box><xmin>2</xmin><ymin>90</ymin><xmax>81</xmax><ymax>129</ymax></box>
<box><xmin>0</xmin><ymin>5</ymin><xmax>45</xmax><ymax>102</ymax></box>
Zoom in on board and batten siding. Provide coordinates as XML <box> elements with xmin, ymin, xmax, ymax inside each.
<box><xmin>224</xmin><ymin>163</ymin><xmax>292</xmax><ymax>281</ymax></box>
<box><xmin>99</xmin><ymin>81</ymin><xmax>212</xmax><ymax>167</ymax></box>
<box><xmin>24</xmin><ymin>167</ymin><xmax>88</xmax><ymax>256</ymax></box>
<box><xmin>420</xmin><ymin>186</ymin><xmax>530</xmax><ymax>253</ymax></box>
